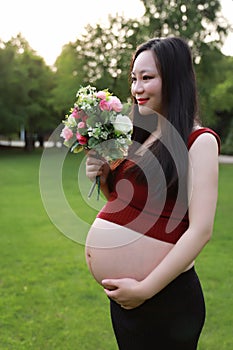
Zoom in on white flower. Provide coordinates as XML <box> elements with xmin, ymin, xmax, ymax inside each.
<box><xmin>101</xmin><ymin>131</ymin><xmax>108</xmax><ymax>140</ymax></box>
<box><xmin>113</xmin><ymin>114</ymin><xmax>133</xmax><ymax>134</ymax></box>
<box><xmin>67</xmin><ymin>115</ymin><xmax>77</xmax><ymax>127</ymax></box>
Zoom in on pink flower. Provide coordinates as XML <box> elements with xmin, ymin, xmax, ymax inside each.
<box><xmin>96</xmin><ymin>91</ymin><xmax>107</xmax><ymax>99</ymax></box>
<box><xmin>60</xmin><ymin>126</ymin><xmax>73</xmax><ymax>141</ymax></box>
<box><xmin>109</xmin><ymin>96</ymin><xmax>123</xmax><ymax>112</ymax></box>
<box><xmin>76</xmin><ymin>132</ymin><xmax>88</xmax><ymax>145</ymax></box>
<box><xmin>99</xmin><ymin>99</ymin><xmax>112</xmax><ymax>111</ymax></box>
<box><xmin>81</xmin><ymin>114</ymin><xmax>88</xmax><ymax>122</ymax></box>
<box><xmin>77</xmin><ymin>121</ymin><xmax>86</xmax><ymax>128</ymax></box>
<box><xmin>72</xmin><ymin>108</ymin><xmax>79</xmax><ymax>119</ymax></box>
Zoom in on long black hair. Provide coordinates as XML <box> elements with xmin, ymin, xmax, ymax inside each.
<box><xmin>127</xmin><ymin>37</ymin><xmax>199</xmax><ymax>191</ymax></box>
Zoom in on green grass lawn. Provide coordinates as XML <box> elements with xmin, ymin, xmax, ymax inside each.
<box><xmin>0</xmin><ymin>148</ymin><xmax>232</xmax><ymax>350</ymax></box>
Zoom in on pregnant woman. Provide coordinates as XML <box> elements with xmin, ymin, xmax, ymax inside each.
<box><xmin>85</xmin><ymin>37</ymin><xmax>220</xmax><ymax>349</ymax></box>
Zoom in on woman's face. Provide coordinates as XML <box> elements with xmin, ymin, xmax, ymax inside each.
<box><xmin>131</xmin><ymin>50</ymin><xmax>162</xmax><ymax>115</ymax></box>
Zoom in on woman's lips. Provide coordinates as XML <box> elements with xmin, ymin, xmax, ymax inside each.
<box><xmin>137</xmin><ymin>98</ymin><xmax>149</xmax><ymax>105</ymax></box>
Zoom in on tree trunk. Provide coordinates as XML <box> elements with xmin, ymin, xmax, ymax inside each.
<box><xmin>24</xmin><ymin>131</ymin><xmax>35</xmax><ymax>151</ymax></box>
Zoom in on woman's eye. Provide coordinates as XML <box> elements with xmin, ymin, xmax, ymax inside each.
<box><xmin>131</xmin><ymin>75</ymin><xmax>153</xmax><ymax>82</ymax></box>
<box><xmin>143</xmin><ymin>75</ymin><xmax>152</xmax><ymax>80</ymax></box>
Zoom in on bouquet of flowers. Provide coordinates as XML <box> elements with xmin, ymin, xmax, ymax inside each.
<box><xmin>60</xmin><ymin>85</ymin><xmax>133</xmax><ymax>199</ymax></box>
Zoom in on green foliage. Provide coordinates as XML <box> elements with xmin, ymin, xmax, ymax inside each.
<box><xmin>140</xmin><ymin>0</ymin><xmax>229</xmax><ymax>59</ymax></box>
<box><xmin>54</xmin><ymin>14</ymin><xmax>145</xmax><ymax>103</ymax></box>
<box><xmin>53</xmin><ymin>1</ymin><xmax>232</xmax><ymax>131</ymax></box>
<box><xmin>0</xmin><ymin>39</ymin><xmax>24</xmax><ymax>132</ymax></box>
<box><xmin>195</xmin><ymin>45</ymin><xmax>225</xmax><ymax>125</ymax></box>
<box><xmin>195</xmin><ymin>49</ymin><xmax>233</xmax><ymax>147</ymax></box>
<box><xmin>221</xmin><ymin>119</ymin><xmax>233</xmax><ymax>155</ymax></box>
<box><xmin>210</xmin><ymin>56</ymin><xmax>233</xmax><ymax>113</ymax></box>
<box><xmin>1</xmin><ymin>1</ymin><xmax>233</xmax><ymax>147</ymax></box>
<box><xmin>52</xmin><ymin>43</ymin><xmax>86</xmax><ymax>117</ymax></box>
<box><xmin>0</xmin><ymin>34</ymin><xmax>55</xmax><ymax>137</ymax></box>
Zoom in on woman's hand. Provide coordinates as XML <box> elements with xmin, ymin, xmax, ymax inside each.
<box><xmin>86</xmin><ymin>150</ymin><xmax>112</xmax><ymax>199</ymax></box>
<box><xmin>102</xmin><ymin>278</ymin><xmax>147</xmax><ymax>310</ymax></box>
<box><xmin>86</xmin><ymin>150</ymin><xmax>110</xmax><ymax>185</ymax></box>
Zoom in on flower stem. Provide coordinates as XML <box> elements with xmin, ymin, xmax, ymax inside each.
<box><xmin>96</xmin><ymin>175</ymin><xmax>100</xmax><ymax>200</ymax></box>
<box><xmin>88</xmin><ymin>176</ymin><xmax>100</xmax><ymax>200</ymax></box>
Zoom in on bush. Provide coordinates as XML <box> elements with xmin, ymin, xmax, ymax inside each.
<box><xmin>221</xmin><ymin>119</ymin><xmax>233</xmax><ymax>155</ymax></box>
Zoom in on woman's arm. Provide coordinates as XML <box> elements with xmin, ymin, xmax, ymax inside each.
<box><xmin>86</xmin><ymin>151</ymin><xmax>112</xmax><ymax>199</ymax></box>
<box><xmin>102</xmin><ymin>133</ymin><xmax>219</xmax><ymax>308</ymax></box>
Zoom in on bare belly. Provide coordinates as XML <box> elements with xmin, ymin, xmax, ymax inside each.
<box><xmin>85</xmin><ymin>218</ymin><xmax>175</xmax><ymax>284</ymax></box>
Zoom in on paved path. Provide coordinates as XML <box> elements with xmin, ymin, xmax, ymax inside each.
<box><xmin>219</xmin><ymin>155</ymin><xmax>233</xmax><ymax>164</ymax></box>
<box><xmin>1</xmin><ymin>140</ymin><xmax>233</xmax><ymax>163</ymax></box>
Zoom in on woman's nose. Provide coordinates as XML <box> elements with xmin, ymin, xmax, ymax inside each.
<box><xmin>132</xmin><ymin>80</ymin><xmax>144</xmax><ymax>95</ymax></box>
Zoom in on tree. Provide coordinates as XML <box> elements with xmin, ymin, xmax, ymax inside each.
<box><xmin>0</xmin><ymin>36</ymin><xmax>24</xmax><ymax>134</ymax></box>
<box><xmin>209</xmin><ymin>54</ymin><xmax>233</xmax><ymax>151</ymax></box>
<box><xmin>52</xmin><ymin>42</ymin><xmax>86</xmax><ymax>118</ymax></box>
<box><xmin>52</xmin><ymin>1</ymin><xmax>232</xmax><ymax>140</ymax></box>
<box><xmin>210</xmin><ymin>56</ymin><xmax>233</xmax><ymax>113</ymax></box>
<box><xmin>139</xmin><ymin>0</ymin><xmax>229</xmax><ymax>61</ymax></box>
<box><xmin>221</xmin><ymin>119</ymin><xmax>233</xmax><ymax>155</ymax></box>
<box><xmin>0</xmin><ymin>34</ymin><xmax>55</xmax><ymax>149</ymax></box>
<box><xmin>194</xmin><ymin>44</ymin><xmax>225</xmax><ymax>125</ymax></box>
<box><xmin>54</xmin><ymin>14</ymin><xmax>144</xmax><ymax>104</ymax></box>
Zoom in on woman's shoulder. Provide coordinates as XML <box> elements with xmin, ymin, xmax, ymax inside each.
<box><xmin>188</xmin><ymin>127</ymin><xmax>221</xmax><ymax>154</ymax></box>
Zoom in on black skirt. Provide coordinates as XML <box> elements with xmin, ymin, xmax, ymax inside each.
<box><xmin>110</xmin><ymin>267</ymin><xmax>205</xmax><ymax>350</ymax></box>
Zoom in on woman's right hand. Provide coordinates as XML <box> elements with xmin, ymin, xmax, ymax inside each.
<box><xmin>86</xmin><ymin>150</ymin><xmax>111</xmax><ymax>186</ymax></box>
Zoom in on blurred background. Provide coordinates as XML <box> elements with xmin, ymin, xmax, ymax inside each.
<box><xmin>0</xmin><ymin>0</ymin><xmax>232</xmax><ymax>153</ymax></box>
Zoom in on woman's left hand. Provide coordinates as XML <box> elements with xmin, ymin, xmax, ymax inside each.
<box><xmin>101</xmin><ymin>278</ymin><xmax>147</xmax><ymax>309</ymax></box>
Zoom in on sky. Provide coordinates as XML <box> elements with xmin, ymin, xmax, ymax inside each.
<box><xmin>0</xmin><ymin>0</ymin><xmax>232</xmax><ymax>66</ymax></box>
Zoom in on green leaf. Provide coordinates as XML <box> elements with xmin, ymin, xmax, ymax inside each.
<box><xmin>71</xmin><ymin>141</ymin><xmax>84</xmax><ymax>153</ymax></box>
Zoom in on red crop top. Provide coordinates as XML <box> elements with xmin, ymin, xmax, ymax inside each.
<box><xmin>97</xmin><ymin>128</ymin><xmax>221</xmax><ymax>244</ymax></box>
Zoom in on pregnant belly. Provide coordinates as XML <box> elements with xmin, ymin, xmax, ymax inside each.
<box><xmin>85</xmin><ymin>218</ymin><xmax>174</xmax><ymax>284</ymax></box>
